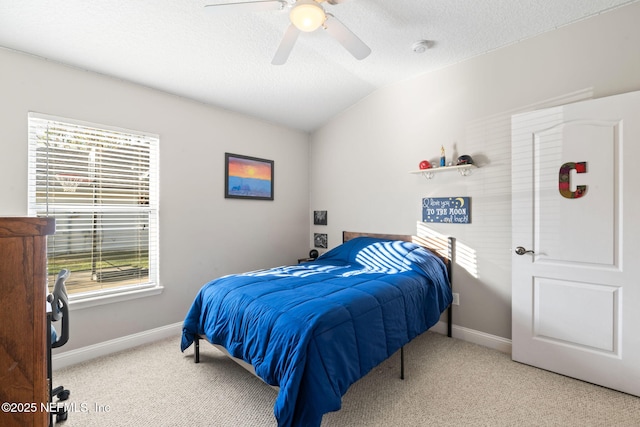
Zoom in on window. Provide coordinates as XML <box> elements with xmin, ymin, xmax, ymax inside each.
<box><xmin>28</xmin><ymin>113</ymin><xmax>159</xmax><ymax>301</ymax></box>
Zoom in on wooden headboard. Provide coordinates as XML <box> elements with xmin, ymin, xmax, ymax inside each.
<box><xmin>342</xmin><ymin>230</ymin><xmax>454</xmax><ymax>337</ymax></box>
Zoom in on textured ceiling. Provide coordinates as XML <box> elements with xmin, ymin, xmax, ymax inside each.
<box><xmin>0</xmin><ymin>0</ymin><xmax>637</xmax><ymax>132</ymax></box>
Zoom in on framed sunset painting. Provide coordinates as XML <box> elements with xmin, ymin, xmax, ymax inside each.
<box><xmin>224</xmin><ymin>153</ymin><xmax>274</xmax><ymax>200</ymax></box>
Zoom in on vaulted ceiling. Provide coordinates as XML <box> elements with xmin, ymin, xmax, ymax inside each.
<box><xmin>1</xmin><ymin>0</ymin><xmax>636</xmax><ymax>132</ymax></box>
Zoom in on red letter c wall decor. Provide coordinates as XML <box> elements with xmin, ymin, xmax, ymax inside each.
<box><xmin>558</xmin><ymin>162</ymin><xmax>588</xmax><ymax>199</ymax></box>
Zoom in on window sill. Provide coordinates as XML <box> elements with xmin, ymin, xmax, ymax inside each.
<box><xmin>68</xmin><ymin>284</ymin><xmax>164</xmax><ymax>310</ymax></box>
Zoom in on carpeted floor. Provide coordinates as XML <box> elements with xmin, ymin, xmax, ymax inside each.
<box><xmin>52</xmin><ymin>331</ymin><xmax>640</xmax><ymax>426</ymax></box>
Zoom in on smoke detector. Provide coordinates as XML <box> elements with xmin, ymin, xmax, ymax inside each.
<box><xmin>412</xmin><ymin>40</ymin><xmax>433</xmax><ymax>54</ymax></box>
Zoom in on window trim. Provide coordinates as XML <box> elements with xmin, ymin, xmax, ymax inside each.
<box><xmin>68</xmin><ymin>285</ymin><xmax>164</xmax><ymax>310</ymax></box>
<box><xmin>27</xmin><ymin>112</ymin><xmax>161</xmax><ymax>304</ymax></box>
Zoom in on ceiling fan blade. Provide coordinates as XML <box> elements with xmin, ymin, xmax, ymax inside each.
<box><xmin>323</xmin><ymin>14</ymin><xmax>371</xmax><ymax>60</ymax></box>
<box><xmin>272</xmin><ymin>24</ymin><xmax>300</xmax><ymax>65</ymax></box>
<box><xmin>204</xmin><ymin>1</ymin><xmax>287</xmax><ymax>14</ymax></box>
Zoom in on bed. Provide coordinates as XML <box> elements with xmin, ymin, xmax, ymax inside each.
<box><xmin>181</xmin><ymin>231</ymin><xmax>453</xmax><ymax>427</ymax></box>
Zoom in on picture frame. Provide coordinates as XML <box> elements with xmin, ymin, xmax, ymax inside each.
<box><xmin>314</xmin><ymin>210</ymin><xmax>327</xmax><ymax>225</ymax></box>
<box><xmin>314</xmin><ymin>233</ymin><xmax>328</xmax><ymax>248</ymax></box>
<box><xmin>225</xmin><ymin>153</ymin><xmax>274</xmax><ymax>200</ymax></box>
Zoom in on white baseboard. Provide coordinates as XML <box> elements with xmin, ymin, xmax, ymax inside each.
<box><xmin>53</xmin><ymin>320</ymin><xmax>511</xmax><ymax>371</ymax></box>
<box><xmin>431</xmin><ymin>320</ymin><xmax>512</xmax><ymax>354</ymax></box>
<box><xmin>52</xmin><ymin>322</ymin><xmax>183</xmax><ymax>370</ymax></box>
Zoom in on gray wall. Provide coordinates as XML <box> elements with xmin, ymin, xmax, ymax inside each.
<box><xmin>2</xmin><ymin>2</ymin><xmax>639</xmax><ymax>352</ymax></box>
<box><xmin>0</xmin><ymin>47</ymin><xmax>310</xmax><ymax>352</ymax></box>
<box><xmin>308</xmin><ymin>2</ymin><xmax>640</xmax><ymax>340</ymax></box>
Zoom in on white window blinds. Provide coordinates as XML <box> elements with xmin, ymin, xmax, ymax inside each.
<box><xmin>27</xmin><ymin>113</ymin><xmax>159</xmax><ymax>297</ymax></box>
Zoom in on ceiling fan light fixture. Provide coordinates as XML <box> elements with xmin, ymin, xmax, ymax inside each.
<box><xmin>290</xmin><ymin>0</ymin><xmax>326</xmax><ymax>32</ymax></box>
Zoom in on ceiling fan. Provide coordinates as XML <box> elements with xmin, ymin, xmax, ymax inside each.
<box><xmin>204</xmin><ymin>0</ymin><xmax>371</xmax><ymax>65</ymax></box>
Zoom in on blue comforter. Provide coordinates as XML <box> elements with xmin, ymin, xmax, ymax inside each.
<box><xmin>181</xmin><ymin>237</ymin><xmax>451</xmax><ymax>427</ymax></box>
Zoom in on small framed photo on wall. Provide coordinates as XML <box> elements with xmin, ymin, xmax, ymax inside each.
<box><xmin>314</xmin><ymin>233</ymin><xmax>328</xmax><ymax>248</ymax></box>
<box><xmin>314</xmin><ymin>210</ymin><xmax>327</xmax><ymax>225</ymax></box>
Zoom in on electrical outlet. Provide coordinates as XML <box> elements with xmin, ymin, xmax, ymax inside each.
<box><xmin>452</xmin><ymin>293</ymin><xmax>460</xmax><ymax>306</ymax></box>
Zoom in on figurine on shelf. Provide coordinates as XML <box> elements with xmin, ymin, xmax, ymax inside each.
<box><xmin>440</xmin><ymin>145</ymin><xmax>446</xmax><ymax>167</ymax></box>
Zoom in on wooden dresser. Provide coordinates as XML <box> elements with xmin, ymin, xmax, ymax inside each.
<box><xmin>0</xmin><ymin>217</ymin><xmax>55</xmax><ymax>427</ymax></box>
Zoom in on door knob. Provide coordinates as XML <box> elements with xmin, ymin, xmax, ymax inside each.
<box><xmin>515</xmin><ymin>246</ymin><xmax>535</xmax><ymax>255</ymax></box>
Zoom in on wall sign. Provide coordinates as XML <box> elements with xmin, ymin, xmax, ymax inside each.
<box><xmin>422</xmin><ymin>197</ymin><xmax>471</xmax><ymax>224</ymax></box>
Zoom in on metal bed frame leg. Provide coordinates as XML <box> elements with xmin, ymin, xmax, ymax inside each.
<box><xmin>447</xmin><ymin>237</ymin><xmax>455</xmax><ymax>339</ymax></box>
<box><xmin>194</xmin><ymin>335</ymin><xmax>200</xmax><ymax>364</ymax></box>
<box><xmin>399</xmin><ymin>237</ymin><xmax>455</xmax><ymax>381</ymax></box>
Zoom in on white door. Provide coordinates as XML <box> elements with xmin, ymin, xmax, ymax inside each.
<box><xmin>511</xmin><ymin>90</ymin><xmax>640</xmax><ymax>397</ymax></box>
